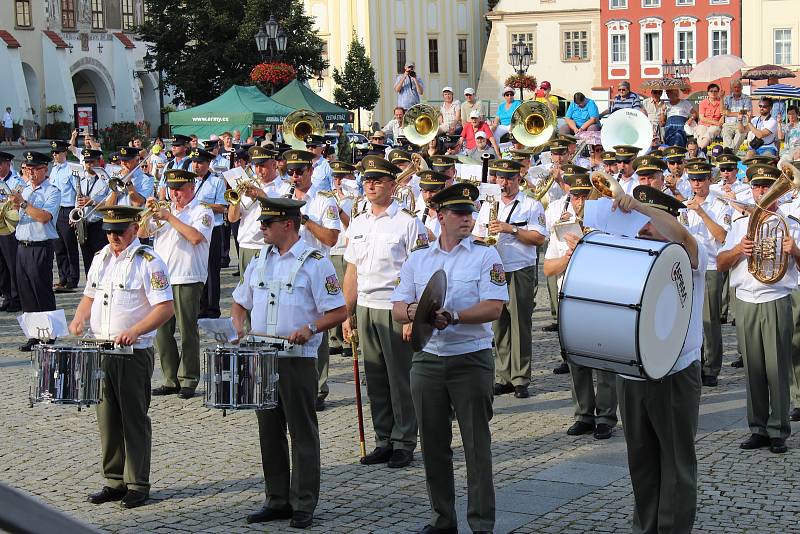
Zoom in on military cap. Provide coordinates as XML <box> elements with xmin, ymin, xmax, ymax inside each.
<box><xmin>234</xmin><ymin>148</ymin><xmax>250</xmax><ymax>161</ymax></box>
<box><xmin>282</xmin><ymin>149</ymin><xmax>315</xmax><ymax>167</ymax></box>
<box><xmin>96</xmin><ymin>205</ymin><xmax>143</xmax><ymax>232</ymax></box>
<box><xmin>24</xmin><ymin>151</ymin><xmax>51</xmax><ymax>166</ymax></box>
<box><xmin>387</xmin><ymin>149</ymin><xmax>412</xmax><ymax>165</ymax></box>
<box><xmin>743</xmin><ymin>155</ymin><xmax>775</xmax><ymax>167</ymax></box>
<box><xmin>109</xmin><ymin>152</ymin><xmax>120</xmax><ymax>164</ymax></box>
<box><xmin>0</xmin><ymin>151</ymin><xmax>14</xmax><ymax>162</ymax></box>
<box><xmin>648</xmin><ymin>148</ymin><xmax>664</xmax><ymax>158</ymax></box>
<box><xmin>567</xmin><ymin>174</ymin><xmax>593</xmax><ymax>192</ymax></box>
<box><xmin>117</xmin><ymin>146</ymin><xmax>139</xmax><ymax>161</ymax></box>
<box><xmin>331</xmin><ymin>160</ymin><xmax>356</xmax><ymax>175</ymax></box>
<box><xmin>366</xmin><ymin>142</ymin><xmax>388</xmax><ymax>156</ymax></box>
<box><xmin>82</xmin><ymin>148</ymin><xmax>103</xmax><ymax>161</ymax></box>
<box><xmin>632</xmin><ymin>185</ymin><xmax>686</xmax><ymax>217</ymax></box>
<box><xmin>632</xmin><ymin>155</ymin><xmax>667</xmax><ymax>175</ymax></box>
<box><xmin>395</xmin><ymin>136</ymin><xmax>417</xmax><ymax>151</ymax></box>
<box><xmin>202</xmin><ymin>139</ymin><xmax>220</xmax><ymax>151</ymax></box>
<box><xmin>50</xmin><ymin>140</ymin><xmax>70</xmax><ymax>152</ymax></box>
<box><xmin>360</xmin><ymin>155</ymin><xmax>400</xmax><ymax>179</ymax></box>
<box><xmin>430</xmin><ymin>155</ymin><xmax>458</xmax><ymax>170</ymax></box>
<box><xmin>746</xmin><ymin>164</ymin><xmax>780</xmax><ymax>187</ymax></box>
<box><xmin>601</xmin><ymin>150</ymin><xmax>617</xmax><ymax>164</ymax></box>
<box><xmin>431</xmin><ymin>182</ymin><xmax>479</xmax><ymax>213</ymax></box>
<box><xmin>164</xmin><ymin>168</ymin><xmax>197</xmax><ymax>188</ymax></box>
<box><xmin>171</xmin><ymin>134</ymin><xmax>192</xmax><ymax>146</ymax></box>
<box><xmin>662</xmin><ymin>145</ymin><xmax>688</xmax><ymax>161</ymax></box>
<box><xmin>686</xmin><ymin>161</ymin><xmax>713</xmax><ymax>178</ymax></box>
<box><xmin>716</xmin><ymin>153</ymin><xmax>740</xmax><ymax>169</ymax></box>
<box><xmin>549</xmin><ymin>138</ymin><xmax>570</xmax><ymax>154</ymax></box>
<box><xmin>304</xmin><ymin>134</ymin><xmax>327</xmax><ymax>147</ymax></box>
<box><xmin>561</xmin><ymin>164</ymin><xmax>590</xmax><ymax>178</ymax></box>
<box><xmin>259</xmin><ymin>197</ymin><xmax>306</xmax><ymax>222</ymax></box>
<box><xmin>272</xmin><ymin>142</ymin><xmax>292</xmax><ymax>154</ymax></box>
<box><xmin>438</xmin><ymin>134</ymin><xmax>461</xmax><ymax>147</ymax></box>
<box><xmin>509</xmin><ymin>150</ymin><xmax>530</xmax><ymax>162</ymax></box>
<box><xmin>613</xmin><ymin>145</ymin><xmax>640</xmax><ymax>161</ymax></box>
<box><xmin>557</xmin><ymin>134</ymin><xmax>578</xmax><ymax>144</ymax></box>
<box><xmin>684</xmin><ymin>157</ymin><xmax>707</xmax><ymax>166</ymax></box>
<box><xmin>188</xmin><ymin>148</ymin><xmax>215</xmax><ymax>162</ymax></box>
<box><xmin>249</xmin><ymin>146</ymin><xmax>278</xmax><ymax>162</ymax></box>
<box><xmin>488</xmin><ymin>158</ymin><xmax>523</xmax><ymax>178</ymax></box>
<box><xmin>417</xmin><ymin>170</ymin><xmax>449</xmax><ymax>191</ymax></box>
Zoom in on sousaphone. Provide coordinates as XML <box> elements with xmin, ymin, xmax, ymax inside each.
<box><xmin>402</xmin><ymin>104</ymin><xmax>441</xmax><ymax>147</ymax></box>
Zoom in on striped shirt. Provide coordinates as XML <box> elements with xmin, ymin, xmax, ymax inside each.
<box><xmin>609</xmin><ymin>92</ymin><xmax>643</xmax><ymax>114</ymax></box>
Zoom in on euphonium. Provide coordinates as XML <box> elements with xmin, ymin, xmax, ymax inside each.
<box><xmin>745</xmin><ymin>160</ymin><xmax>800</xmax><ymax>284</ymax></box>
<box><xmin>0</xmin><ymin>185</ymin><xmax>24</xmax><ymax>236</ymax></box>
<box><xmin>136</xmin><ymin>200</ymin><xmax>171</xmax><ymax>230</ymax></box>
<box><xmin>484</xmin><ymin>196</ymin><xmax>500</xmax><ymax>245</ymax></box>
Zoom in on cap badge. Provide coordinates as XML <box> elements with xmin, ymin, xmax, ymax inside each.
<box><xmin>462</xmin><ymin>188</ymin><xmax>471</xmax><ymax>197</ymax></box>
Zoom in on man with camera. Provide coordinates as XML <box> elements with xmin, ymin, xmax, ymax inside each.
<box><xmin>393</xmin><ymin>62</ymin><xmax>425</xmax><ymax>111</ymax></box>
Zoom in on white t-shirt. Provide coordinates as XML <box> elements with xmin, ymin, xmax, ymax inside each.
<box><xmin>750</xmin><ymin>115</ymin><xmax>778</xmax><ymax>147</ymax></box>
<box><xmin>665</xmin><ymin>99</ymin><xmax>693</xmax><ymax>119</ymax></box>
<box><xmin>150</xmin><ymin>200</ymin><xmax>214</xmax><ymax>284</ymax></box>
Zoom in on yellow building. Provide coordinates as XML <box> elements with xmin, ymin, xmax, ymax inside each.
<box><xmin>741</xmin><ymin>0</ymin><xmax>799</xmax><ymax>73</ymax></box>
<box><xmin>304</xmin><ymin>0</ymin><xmax>488</xmax><ymax>129</ymax></box>
<box><xmin>477</xmin><ymin>0</ymin><xmax>602</xmax><ymax>114</ymax></box>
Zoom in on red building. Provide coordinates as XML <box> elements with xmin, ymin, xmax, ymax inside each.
<box><xmin>601</xmin><ymin>0</ymin><xmax>741</xmax><ymax>94</ymax></box>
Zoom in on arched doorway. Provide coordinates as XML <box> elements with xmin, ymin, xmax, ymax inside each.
<box><xmin>71</xmin><ymin>68</ymin><xmax>114</xmax><ymax>134</ymax></box>
<box><xmin>21</xmin><ymin>62</ymin><xmax>39</xmax><ymax>140</ymax></box>
<box><xmin>139</xmin><ymin>73</ymin><xmax>161</xmax><ymax>135</ymax></box>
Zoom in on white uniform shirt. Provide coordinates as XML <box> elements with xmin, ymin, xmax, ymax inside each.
<box><xmin>415</xmin><ymin>202</ymin><xmax>442</xmax><ymax>238</ymax></box>
<box><xmin>295</xmin><ymin>187</ymin><xmax>341</xmax><ymax>255</ymax></box>
<box><xmin>530</xmin><ymin>164</ymin><xmax>566</xmax><ymax>205</ymax></box>
<box><xmin>78</xmin><ymin>171</ymin><xmax>111</xmax><ymax>223</ymax></box>
<box><xmin>718</xmin><ymin>215</ymin><xmax>800</xmax><ymax>302</ymax></box>
<box><xmin>665</xmin><ymin>171</ymin><xmax>692</xmax><ymax>199</ymax></box>
<box><xmin>330</xmin><ymin>194</ymin><xmax>354</xmax><ymax>256</ymax></box>
<box><xmin>84</xmin><ymin>240</ymin><xmax>173</xmax><ymax>349</ymax></box>
<box><xmin>150</xmin><ymin>199</ymin><xmax>214</xmax><ymax>284</ymax></box>
<box><xmin>237</xmin><ymin>177</ymin><xmax>289</xmax><ymax>250</ymax></box>
<box><xmin>344</xmin><ymin>201</ymin><xmax>428</xmax><ymax>310</ymax></box>
<box><xmin>392</xmin><ymin>238</ymin><xmax>509</xmax><ymax>356</ymax></box>
<box><xmin>232</xmin><ymin>238</ymin><xmax>344</xmax><ymax>356</ymax></box>
<box><xmin>473</xmin><ymin>190</ymin><xmax>548</xmax><ymax>271</ymax></box>
<box><xmin>678</xmin><ymin>196</ymin><xmax>732</xmax><ymax>270</ymax></box>
<box><xmin>710</xmin><ymin>179</ymin><xmax>751</xmax><ymax>204</ymax></box>
<box><xmin>619</xmin><ymin>173</ymin><xmax>637</xmax><ymax>195</ymax></box>
<box><xmin>544</xmin><ymin>195</ymin><xmax>577</xmax><ymax>232</ymax></box>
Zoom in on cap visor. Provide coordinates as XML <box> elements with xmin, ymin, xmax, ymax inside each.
<box><xmin>102</xmin><ymin>221</ymin><xmax>132</xmax><ymax>232</ymax></box>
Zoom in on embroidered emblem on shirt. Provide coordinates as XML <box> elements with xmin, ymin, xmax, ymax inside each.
<box><xmin>724</xmin><ymin>213</ymin><xmax>731</xmax><ymax>226</ymax></box>
<box><xmin>201</xmin><ymin>213</ymin><xmax>212</xmax><ymax>227</ymax></box>
<box><xmin>537</xmin><ymin>214</ymin><xmax>545</xmax><ymax>226</ymax></box>
<box><xmin>150</xmin><ymin>270</ymin><xmax>169</xmax><ymax>290</ymax></box>
<box><xmin>325</xmin><ymin>205</ymin><xmax>337</xmax><ymax>220</ymax></box>
<box><xmin>415</xmin><ymin>233</ymin><xmax>429</xmax><ymax>248</ymax></box>
<box><xmin>325</xmin><ymin>274</ymin><xmax>342</xmax><ymax>295</ymax></box>
<box><xmin>489</xmin><ymin>263</ymin><xmax>506</xmax><ymax>286</ymax></box>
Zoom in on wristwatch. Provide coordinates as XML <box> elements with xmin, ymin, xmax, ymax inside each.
<box><xmin>512</xmin><ymin>226</ymin><xmax>519</xmax><ymax>235</ymax></box>
<box><xmin>20</xmin><ymin>200</ymin><xmax>28</xmax><ymax>210</ymax></box>
<box><xmin>451</xmin><ymin>310</ymin><xmax>460</xmax><ymax>325</ymax></box>
<box><xmin>300</xmin><ymin>214</ymin><xmax>309</xmax><ymax>225</ymax></box>
<box><xmin>307</xmin><ymin>322</ymin><xmax>318</xmax><ymax>335</ymax></box>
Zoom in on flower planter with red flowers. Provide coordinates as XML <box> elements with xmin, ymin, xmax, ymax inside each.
<box><xmin>250</xmin><ymin>62</ymin><xmax>297</xmax><ymax>95</ymax></box>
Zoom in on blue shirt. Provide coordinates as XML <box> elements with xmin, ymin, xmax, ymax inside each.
<box><xmin>212</xmin><ymin>154</ymin><xmax>231</xmax><ymax>171</ymax></box>
<box><xmin>117</xmin><ymin>168</ymin><xmax>154</xmax><ymax>207</ymax></box>
<box><xmin>79</xmin><ymin>171</ymin><xmax>111</xmax><ymax>223</ymax></box>
<box><xmin>312</xmin><ymin>157</ymin><xmax>333</xmax><ymax>191</ymax></box>
<box><xmin>194</xmin><ymin>172</ymin><xmax>228</xmax><ymax>226</ymax></box>
<box><xmin>393</xmin><ymin>74</ymin><xmax>425</xmax><ymax>110</ymax></box>
<box><xmin>495</xmin><ymin>100</ymin><xmax>522</xmax><ymax>126</ymax></box>
<box><xmin>49</xmin><ymin>161</ymin><xmax>78</xmax><ymax>207</ymax></box>
<box><xmin>0</xmin><ymin>171</ymin><xmax>23</xmax><ymax>195</ymax></box>
<box><xmin>609</xmin><ymin>92</ymin><xmax>643</xmax><ymax>114</ymax></box>
<box><xmin>16</xmin><ymin>179</ymin><xmax>60</xmax><ymax>241</ymax></box>
<box><xmin>566</xmin><ymin>99</ymin><xmax>600</xmax><ymax>128</ymax></box>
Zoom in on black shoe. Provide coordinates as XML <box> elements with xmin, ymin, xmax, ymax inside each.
<box><xmin>178</xmin><ymin>388</ymin><xmax>196</xmax><ymax>399</ymax></box>
<box><xmin>289</xmin><ymin>511</ymin><xmax>313</xmax><ymax>529</ymax></box>
<box><xmin>0</xmin><ymin>300</ymin><xmax>8</xmax><ymax>311</ymax></box>
<box><xmin>246</xmin><ymin>507</ymin><xmax>293</xmax><ymax>524</ymax></box>
<box><xmin>387</xmin><ymin>449</ymin><xmax>413</xmax><ymax>468</ymax></box>
<box><xmin>342</xmin><ymin>347</ymin><xmax>353</xmax><ymax>358</ymax></box>
<box><xmin>731</xmin><ymin>318</ymin><xmax>736</xmax><ymax>326</ymax></box>
<box><xmin>360</xmin><ymin>446</ymin><xmax>393</xmax><ymax>465</ymax></box>
<box><xmin>731</xmin><ymin>356</ymin><xmax>744</xmax><ymax>368</ymax></box>
<box><xmin>18</xmin><ymin>338</ymin><xmax>38</xmax><ymax>352</ymax></box>
<box><xmin>567</xmin><ymin>421</ymin><xmax>595</xmax><ymax>436</ymax></box>
<box><xmin>231</xmin><ymin>271</ymin><xmax>241</xmax><ymax>277</ymax></box>
<box><xmin>87</xmin><ymin>486</ymin><xmax>126</xmax><ymax>504</ymax></box>
<box><xmin>152</xmin><ymin>385</ymin><xmax>180</xmax><ymax>396</ymax></box>
<box><xmin>329</xmin><ymin>346</ymin><xmax>344</xmax><ymax>355</ymax></box>
<box><xmin>702</xmin><ymin>375</ymin><xmax>718</xmax><ymax>387</ymax></box>
<box><xmin>770</xmin><ymin>438</ymin><xmax>788</xmax><ymax>454</ymax></box>
<box><xmin>739</xmin><ymin>433</ymin><xmax>771</xmax><ymax>450</ymax></box>
<box><xmin>5</xmin><ymin>303</ymin><xmax>20</xmax><ymax>313</ymax></box>
<box><xmin>315</xmin><ymin>396</ymin><xmax>325</xmax><ymax>411</ymax></box>
<box><xmin>513</xmin><ymin>385</ymin><xmax>529</xmax><ymax>398</ymax></box>
<box><xmin>594</xmin><ymin>423</ymin><xmax>613</xmax><ymax>440</ymax></box>
<box><xmin>119</xmin><ymin>490</ymin><xmax>148</xmax><ymax>509</ymax></box>
<box><xmin>418</xmin><ymin>525</ymin><xmax>458</xmax><ymax>534</ymax></box>
<box><xmin>553</xmin><ymin>362</ymin><xmax>570</xmax><ymax>375</ymax></box>
<box><xmin>720</xmin><ymin>314</ymin><xmax>728</xmax><ymax>325</ymax></box>
<box><xmin>790</xmin><ymin>408</ymin><xmax>800</xmax><ymax>422</ymax></box>
<box><xmin>493</xmin><ymin>382</ymin><xmax>514</xmax><ymax>395</ymax></box>
<box><xmin>541</xmin><ymin>322</ymin><xmax>559</xmax><ymax>332</ymax></box>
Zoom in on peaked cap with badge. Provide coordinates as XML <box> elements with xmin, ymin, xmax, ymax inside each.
<box><xmin>567</xmin><ymin>174</ymin><xmax>593</xmax><ymax>192</ymax></box>
<box><xmin>164</xmin><ymin>168</ymin><xmax>197</xmax><ymax>187</ymax></box>
<box><xmin>282</xmin><ymin>149</ymin><xmax>315</xmax><ymax>167</ymax></box>
<box><xmin>549</xmin><ymin>138</ymin><xmax>570</xmax><ymax>154</ymax></box>
<box><xmin>23</xmin><ymin>151</ymin><xmax>51</xmax><ymax>166</ymax></box>
<box><xmin>188</xmin><ymin>148</ymin><xmax>215</xmax><ymax>162</ymax></box>
<box><xmin>430</xmin><ymin>155</ymin><xmax>458</xmax><ymax>170</ymax></box>
<box><xmin>82</xmin><ymin>148</ymin><xmax>104</xmax><ymax>161</ymax></box>
<box><xmin>387</xmin><ymin>149</ymin><xmax>412</xmax><ymax>165</ymax></box>
<box><xmin>489</xmin><ymin>158</ymin><xmax>523</xmax><ymax>178</ymax></box>
<box><xmin>632</xmin><ymin>185</ymin><xmax>685</xmax><ymax>217</ymax></box>
<box><xmin>417</xmin><ymin>170</ymin><xmax>449</xmax><ymax>191</ymax></box>
<box><xmin>431</xmin><ymin>182</ymin><xmax>479</xmax><ymax>213</ymax></box>
<box><xmin>746</xmin><ymin>164</ymin><xmax>781</xmax><ymax>187</ymax></box>
<box><xmin>249</xmin><ymin>146</ymin><xmax>278</xmax><ymax>162</ymax></box>
<box><xmin>330</xmin><ymin>161</ymin><xmax>356</xmax><ymax>175</ymax></box>
<box><xmin>50</xmin><ymin>140</ymin><xmax>70</xmax><ymax>153</ymax></box>
<box><xmin>561</xmin><ymin>164</ymin><xmax>589</xmax><ymax>178</ymax></box>
<box><xmin>613</xmin><ymin>145</ymin><xmax>640</xmax><ymax>161</ymax></box>
<box><xmin>259</xmin><ymin>197</ymin><xmax>306</xmax><ymax>222</ymax></box>
<box><xmin>117</xmin><ymin>146</ymin><xmax>139</xmax><ymax>161</ymax></box>
<box><xmin>601</xmin><ymin>150</ymin><xmax>617</xmax><ymax>164</ymax></box>
<box><xmin>686</xmin><ymin>161</ymin><xmax>713</xmax><ymax>178</ymax></box>
<box><xmin>96</xmin><ymin>205</ymin><xmax>144</xmax><ymax>231</ymax></box>
<box><xmin>716</xmin><ymin>153</ymin><xmax>740</xmax><ymax>169</ymax></box>
<box><xmin>0</xmin><ymin>151</ymin><xmax>14</xmax><ymax>162</ymax></box>
<box><xmin>360</xmin><ymin>155</ymin><xmax>400</xmax><ymax>179</ymax></box>
<box><xmin>632</xmin><ymin>154</ymin><xmax>667</xmax><ymax>175</ymax></box>
<box><xmin>171</xmin><ymin>134</ymin><xmax>192</xmax><ymax>146</ymax></box>
<box><xmin>304</xmin><ymin>134</ymin><xmax>327</xmax><ymax>147</ymax></box>
<box><xmin>662</xmin><ymin>145</ymin><xmax>688</xmax><ymax>161</ymax></box>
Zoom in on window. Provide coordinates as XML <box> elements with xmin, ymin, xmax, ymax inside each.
<box><xmin>15</xmin><ymin>0</ymin><xmax>31</xmax><ymax>27</ymax></box>
<box><xmin>677</xmin><ymin>30</ymin><xmax>694</xmax><ymax>62</ymax></box>
<box><xmin>775</xmin><ymin>29</ymin><xmax>792</xmax><ymax>65</ymax></box>
<box><xmin>142</xmin><ymin>1</ymin><xmax>150</xmax><ymax>23</ymax></box>
<box><xmin>62</xmin><ymin>0</ymin><xmax>76</xmax><ymax>28</ymax></box>
<box><xmin>610</xmin><ymin>0</ymin><xmax>627</xmax><ymax>8</ymax></box>
<box><xmin>91</xmin><ymin>0</ymin><xmax>104</xmax><ymax>29</ymax></box>
<box><xmin>395</xmin><ymin>38</ymin><xmax>406</xmax><ymax>74</ymax></box>
<box><xmin>121</xmin><ymin>0</ymin><xmax>135</xmax><ymax>30</ymax></box>
<box><xmin>711</xmin><ymin>29</ymin><xmax>728</xmax><ymax>56</ymax></box>
<box><xmin>563</xmin><ymin>29</ymin><xmax>589</xmax><ymax>61</ymax></box>
<box><xmin>611</xmin><ymin>34</ymin><xmax>627</xmax><ymax>63</ymax></box>
<box><xmin>458</xmin><ymin>38</ymin><xmax>468</xmax><ymax>74</ymax></box>
<box><xmin>709</xmin><ymin>0</ymin><xmax>729</xmax><ymax>4</ymax></box>
<box><xmin>510</xmin><ymin>30</ymin><xmax>536</xmax><ymax>62</ymax></box>
<box><xmin>676</xmin><ymin>0</ymin><xmax>693</xmax><ymax>4</ymax></box>
<box><xmin>428</xmin><ymin>38</ymin><xmax>439</xmax><ymax>74</ymax></box>
<box><xmin>643</xmin><ymin>31</ymin><xmax>660</xmax><ymax>62</ymax></box>
<box><xmin>642</xmin><ymin>0</ymin><xmax>659</xmax><ymax>6</ymax></box>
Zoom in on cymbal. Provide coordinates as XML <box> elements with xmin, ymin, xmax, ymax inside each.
<box><xmin>411</xmin><ymin>269</ymin><xmax>447</xmax><ymax>352</ymax></box>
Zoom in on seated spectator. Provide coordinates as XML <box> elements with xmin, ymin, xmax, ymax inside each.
<box><xmin>660</xmin><ymin>89</ymin><xmax>695</xmax><ymax>147</ymax></box>
<box><xmin>535</xmin><ymin>81</ymin><xmax>559</xmax><ymax>116</ymax></box>
<box><xmin>461</xmin><ymin>88</ymin><xmax>483</xmax><ymax>128</ymax></box>
<box><xmin>744</xmin><ymin>97</ymin><xmax>779</xmax><ymax>158</ymax></box>
<box><xmin>466</xmin><ymin>131</ymin><xmax>498</xmax><ymax>160</ymax></box>
<box><xmin>684</xmin><ymin>108</ymin><xmax>699</xmax><ymax>139</ymax></box>
<box><xmin>491</xmin><ymin>86</ymin><xmax>522</xmax><ymax>142</ymax></box>
<box><xmin>695</xmin><ymin>83</ymin><xmax>724</xmax><ymax>149</ymax></box>
<box><xmin>560</xmin><ymin>92</ymin><xmax>600</xmax><ymax>135</ymax></box>
<box><xmin>381</xmin><ymin>106</ymin><xmax>405</xmax><ymax>143</ymax></box>
<box><xmin>602</xmin><ymin>81</ymin><xmax>645</xmax><ymax>116</ymax></box>
<box><xmin>778</xmin><ymin>106</ymin><xmax>800</xmax><ymax>155</ymax></box>
<box><xmin>438</xmin><ymin>87</ymin><xmax>462</xmax><ymax>135</ymax></box>
<box><xmin>461</xmin><ymin>110</ymin><xmax>500</xmax><ymax>154</ymax></box>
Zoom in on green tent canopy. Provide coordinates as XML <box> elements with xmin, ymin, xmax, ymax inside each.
<box><xmin>271</xmin><ymin>80</ymin><xmax>354</xmax><ymax>123</ymax></box>
<box><xmin>168</xmin><ymin>85</ymin><xmax>295</xmax><ymax>138</ymax></box>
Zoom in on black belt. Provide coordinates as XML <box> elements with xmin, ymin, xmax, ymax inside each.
<box><xmin>19</xmin><ymin>240</ymin><xmax>49</xmax><ymax>247</ymax></box>
<box><xmin>59</xmin><ymin>206</ymin><xmax>75</xmax><ymax>209</ymax></box>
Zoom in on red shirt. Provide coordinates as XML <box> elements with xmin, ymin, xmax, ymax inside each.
<box><xmin>461</xmin><ymin>121</ymin><xmax>494</xmax><ymax>150</ymax></box>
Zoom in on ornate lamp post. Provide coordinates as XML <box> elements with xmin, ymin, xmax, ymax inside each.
<box><xmin>255</xmin><ymin>15</ymin><xmax>288</xmax><ymax>61</ymax></box>
<box><xmin>508</xmin><ymin>37</ymin><xmax>532</xmax><ymax>101</ymax></box>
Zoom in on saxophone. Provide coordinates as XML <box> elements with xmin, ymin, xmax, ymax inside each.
<box><xmin>485</xmin><ymin>196</ymin><xmax>499</xmax><ymax>245</ymax></box>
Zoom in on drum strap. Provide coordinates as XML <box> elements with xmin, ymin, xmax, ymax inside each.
<box><xmin>504</xmin><ymin>200</ymin><xmax>519</xmax><ymax>223</ymax></box>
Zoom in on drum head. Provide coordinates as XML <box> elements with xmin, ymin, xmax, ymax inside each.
<box><xmin>638</xmin><ymin>242</ymin><xmax>693</xmax><ymax>379</ymax></box>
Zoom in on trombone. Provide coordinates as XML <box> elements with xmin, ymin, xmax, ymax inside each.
<box><xmin>68</xmin><ymin>167</ymin><xmax>114</xmax><ymax>224</ymax></box>
<box><xmin>108</xmin><ymin>160</ymin><xmax>148</xmax><ymax>195</ymax></box>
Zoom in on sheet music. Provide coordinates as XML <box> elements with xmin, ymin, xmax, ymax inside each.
<box><xmin>478</xmin><ymin>183</ymin><xmax>501</xmax><ymax>201</ymax></box>
<box><xmin>18</xmin><ymin>310</ymin><xmax>68</xmax><ymax>340</ymax></box>
<box><xmin>455</xmin><ymin>163</ymin><xmax>482</xmax><ymax>183</ymax></box>
<box><xmin>222</xmin><ymin>167</ymin><xmax>248</xmax><ymax>189</ymax></box>
<box><xmin>583</xmin><ymin>198</ymin><xmax>650</xmax><ymax>238</ymax></box>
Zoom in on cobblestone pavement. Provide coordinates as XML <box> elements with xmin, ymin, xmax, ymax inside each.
<box><xmin>1</xmin><ymin>262</ymin><xmax>799</xmax><ymax>533</ymax></box>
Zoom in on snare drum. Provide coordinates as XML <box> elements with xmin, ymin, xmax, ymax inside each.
<box><xmin>203</xmin><ymin>344</ymin><xmax>278</xmax><ymax>411</ymax></box>
<box><xmin>558</xmin><ymin>231</ymin><xmax>694</xmax><ymax>380</ymax></box>
<box><xmin>30</xmin><ymin>345</ymin><xmax>103</xmax><ymax>407</ymax></box>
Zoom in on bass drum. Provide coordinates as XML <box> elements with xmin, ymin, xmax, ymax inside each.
<box><xmin>558</xmin><ymin>231</ymin><xmax>693</xmax><ymax>380</ymax></box>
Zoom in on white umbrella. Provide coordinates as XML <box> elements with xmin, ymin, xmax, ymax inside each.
<box><xmin>688</xmin><ymin>55</ymin><xmax>746</xmax><ymax>83</ymax></box>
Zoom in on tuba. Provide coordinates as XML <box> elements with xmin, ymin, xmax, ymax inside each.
<box><xmin>283</xmin><ymin>109</ymin><xmax>324</xmax><ymax>150</ymax></box>
<box><xmin>745</xmin><ymin>160</ymin><xmax>800</xmax><ymax>284</ymax></box>
<box><xmin>510</xmin><ymin>100</ymin><xmax>556</xmax><ymax>148</ymax></box>
<box><xmin>402</xmin><ymin>104</ymin><xmax>441</xmax><ymax>147</ymax></box>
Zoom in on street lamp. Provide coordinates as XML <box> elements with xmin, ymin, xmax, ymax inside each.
<box><xmin>508</xmin><ymin>37</ymin><xmax>532</xmax><ymax>100</ymax></box>
<box><xmin>316</xmin><ymin>71</ymin><xmax>324</xmax><ymax>92</ymax></box>
<box><xmin>255</xmin><ymin>15</ymin><xmax>287</xmax><ymax>61</ymax></box>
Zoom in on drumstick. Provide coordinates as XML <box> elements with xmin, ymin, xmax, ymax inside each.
<box><xmin>246</xmin><ymin>331</ymin><xmax>293</xmax><ymax>341</ymax></box>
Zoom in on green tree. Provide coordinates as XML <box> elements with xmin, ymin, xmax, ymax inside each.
<box><xmin>140</xmin><ymin>0</ymin><xmax>327</xmax><ymax>106</ymax></box>
<box><xmin>331</xmin><ymin>33</ymin><xmax>380</xmax><ymax>132</ymax></box>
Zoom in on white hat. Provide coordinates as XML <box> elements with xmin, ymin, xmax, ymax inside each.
<box><xmin>475</xmin><ymin>131</ymin><xmax>487</xmax><ymax>139</ymax></box>
<box><xmin>442</xmin><ymin>86</ymin><xmax>453</xmax><ymax>93</ymax></box>
<box><xmin>469</xmin><ymin>110</ymin><xmax>481</xmax><ymax>119</ymax></box>
<box><xmin>464</xmin><ymin>87</ymin><xmax>475</xmax><ymax>95</ymax></box>
<box><xmin>502</xmin><ymin>86</ymin><xmax>514</xmax><ymax>95</ymax></box>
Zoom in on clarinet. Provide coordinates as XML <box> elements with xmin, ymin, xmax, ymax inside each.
<box><xmin>74</xmin><ymin>167</ymin><xmax>88</xmax><ymax>245</ymax></box>
<box><xmin>481</xmin><ymin>152</ymin><xmax>491</xmax><ymax>183</ymax></box>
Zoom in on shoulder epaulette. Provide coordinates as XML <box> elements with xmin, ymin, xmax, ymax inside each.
<box><xmin>309</xmin><ymin>250</ymin><xmax>324</xmax><ymax>260</ymax></box>
<box><xmin>94</xmin><ymin>249</ymin><xmax>103</xmax><ymax>256</ymax></box>
<box><xmin>473</xmin><ymin>239</ymin><xmax>490</xmax><ymax>247</ymax></box>
<box><xmin>410</xmin><ymin>243</ymin><xmax>429</xmax><ymax>252</ymax></box>
<box><xmin>136</xmin><ymin>248</ymin><xmax>155</xmax><ymax>261</ymax></box>
<box><xmin>402</xmin><ymin>208</ymin><xmax>416</xmax><ymax>217</ymax></box>
<box><xmin>254</xmin><ymin>249</ymin><xmax>261</xmax><ymax>258</ymax></box>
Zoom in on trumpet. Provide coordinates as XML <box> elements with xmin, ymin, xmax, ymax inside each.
<box><xmin>224</xmin><ymin>175</ymin><xmax>259</xmax><ymax>209</ymax></box>
<box><xmin>137</xmin><ymin>200</ymin><xmax>172</xmax><ymax>231</ymax></box>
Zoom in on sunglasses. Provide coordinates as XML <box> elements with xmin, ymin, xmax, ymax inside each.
<box><xmin>720</xmin><ymin>167</ymin><xmax>736</xmax><ymax>172</ymax></box>
<box><xmin>503</xmin><ymin>92</ymin><xmax>514</xmax><ymax>96</ymax></box>
<box><xmin>104</xmin><ymin>229</ymin><xmax>125</xmax><ymax>236</ymax></box>
<box><xmin>668</xmin><ymin>160</ymin><xmax>684</xmax><ymax>165</ymax></box>
<box><xmin>287</xmin><ymin>168</ymin><xmax>306</xmax><ymax>176</ymax></box>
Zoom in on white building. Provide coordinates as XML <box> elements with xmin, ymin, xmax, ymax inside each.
<box><xmin>0</xmin><ymin>0</ymin><xmax>161</xmax><ymax>139</ymax></box>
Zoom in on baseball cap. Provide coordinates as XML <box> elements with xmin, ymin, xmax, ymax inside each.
<box><xmin>464</xmin><ymin>87</ymin><xmax>475</xmax><ymax>95</ymax></box>
<box><xmin>540</xmin><ymin>81</ymin><xmax>551</xmax><ymax>90</ymax></box>
<box><xmin>469</xmin><ymin>110</ymin><xmax>481</xmax><ymax>119</ymax></box>
<box><xmin>442</xmin><ymin>86</ymin><xmax>453</xmax><ymax>93</ymax></box>
<box><xmin>405</xmin><ymin>62</ymin><xmax>415</xmax><ymax>68</ymax></box>
<box><xmin>475</xmin><ymin>131</ymin><xmax>487</xmax><ymax>139</ymax></box>
<box><xmin>502</xmin><ymin>86</ymin><xmax>514</xmax><ymax>95</ymax></box>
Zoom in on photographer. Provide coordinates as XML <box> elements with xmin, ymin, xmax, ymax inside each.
<box><xmin>393</xmin><ymin>62</ymin><xmax>425</xmax><ymax>110</ymax></box>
